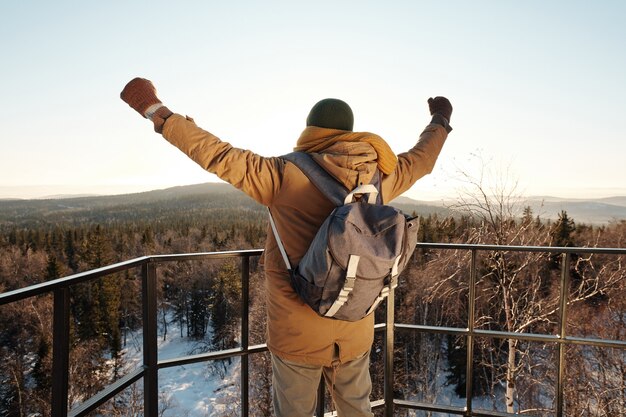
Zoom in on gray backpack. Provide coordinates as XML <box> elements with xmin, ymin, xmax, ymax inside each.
<box><xmin>268</xmin><ymin>152</ymin><xmax>419</xmax><ymax>322</ymax></box>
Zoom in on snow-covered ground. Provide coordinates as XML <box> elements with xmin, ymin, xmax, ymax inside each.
<box><xmin>408</xmin><ymin>345</ymin><xmax>501</xmax><ymax>413</ymax></box>
<box><xmin>120</xmin><ymin>314</ymin><xmax>241</xmax><ymax>417</ymax></box>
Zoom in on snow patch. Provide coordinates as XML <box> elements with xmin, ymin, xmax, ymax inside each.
<box><xmin>118</xmin><ymin>313</ymin><xmax>240</xmax><ymax>417</ymax></box>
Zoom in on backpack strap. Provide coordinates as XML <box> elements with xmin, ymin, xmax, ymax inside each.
<box><xmin>269</xmin><ymin>152</ymin><xmax>384</xmax><ymax>272</ymax></box>
<box><xmin>267</xmin><ymin>151</ymin><xmax>344</xmax><ymax>271</ymax></box>
<box><xmin>364</xmin><ymin>256</ymin><xmax>401</xmax><ymax>316</ymax></box>
<box><xmin>282</xmin><ymin>152</ymin><xmax>383</xmax><ymax>206</ymax></box>
<box><xmin>281</xmin><ymin>152</ymin><xmax>347</xmax><ymax>206</ymax></box>
<box><xmin>324</xmin><ymin>255</ymin><xmax>360</xmax><ymax>318</ymax></box>
<box><xmin>267</xmin><ymin>208</ymin><xmax>292</xmax><ymax>271</ymax></box>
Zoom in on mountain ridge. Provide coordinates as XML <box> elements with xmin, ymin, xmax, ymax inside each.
<box><xmin>1</xmin><ymin>183</ymin><xmax>624</xmax><ymax>225</ymax></box>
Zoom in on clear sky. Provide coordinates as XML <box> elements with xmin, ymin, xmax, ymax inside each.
<box><xmin>1</xmin><ymin>1</ymin><xmax>625</xmax><ymax>200</ymax></box>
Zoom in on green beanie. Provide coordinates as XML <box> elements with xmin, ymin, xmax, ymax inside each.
<box><xmin>306</xmin><ymin>98</ymin><xmax>354</xmax><ymax>131</ymax></box>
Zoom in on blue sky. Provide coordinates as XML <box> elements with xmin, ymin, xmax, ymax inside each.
<box><xmin>1</xmin><ymin>1</ymin><xmax>625</xmax><ymax>200</ymax></box>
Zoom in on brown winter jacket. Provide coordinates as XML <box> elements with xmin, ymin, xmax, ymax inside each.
<box><xmin>161</xmin><ymin>114</ymin><xmax>448</xmax><ymax>366</ymax></box>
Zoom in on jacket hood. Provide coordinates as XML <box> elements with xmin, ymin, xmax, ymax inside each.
<box><xmin>309</xmin><ymin>141</ymin><xmax>378</xmax><ymax>190</ymax></box>
<box><xmin>294</xmin><ymin>126</ymin><xmax>394</xmax><ymax>190</ymax></box>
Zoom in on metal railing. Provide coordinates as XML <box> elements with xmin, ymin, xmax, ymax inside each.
<box><xmin>0</xmin><ymin>250</ymin><xmax>264</xmax><ymax>417</ymax></box>
<box><xmin>0</xmin><ymin>244</ymin><xmax>625</xmax><ymax>416</ymax></box>
<box><xmin>395</xmin><ymin>243</ymin><xmax>626</xmax><ymax>417</ymax></box>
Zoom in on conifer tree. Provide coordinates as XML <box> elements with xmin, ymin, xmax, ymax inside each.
<box><xmin>189</xmin><ymin>280</ymin><xmax>209</xmax><ymax>339</ymax></box>
<box><xmin>210</xmin><ymin>261</ymin><xmax>241</xmax><ymax>352</ymax></box>
<box><xmin>45</xmin><ymin>254</ymin><xmax>62</xmax><ymax>280</ymax></box>
<box><xmin>64</xmin><ymin>230</ymin><xmax>78</xmax><ymax>272</ymax></box>
<box><xmin>73</xmin><ymin>225</ymin><xmax>122</xmax><ymax>356</ymax></box>
<box><xmin>551</xmin><ymin>210</ymin><xmax>576</xmax><ymax>247</ymax></box>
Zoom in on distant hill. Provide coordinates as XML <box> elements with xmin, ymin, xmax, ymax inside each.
<box><xmin>0</xmin><ymin>183</ymin><xmax>261</xmax><ymax>228</ymax></box>
<box><xmin>391</xmin><ymin>194</ymin><xmax>626</xmax><ymax>225</ymax></box>
<box><xmin>390</xmin><ymin>196</ymin><xmax>452</xmax><ymax>217</ymax></box>
<box><xmin>0</xmin><ymin>183</ymin><xmax>449</xmax><ymax>227</ymax></box>
<box><xmin>597</xmin><ymin>196</ymin><xmax>626</xmax><ymax>207</ymax></box>
<box><xmin>1</xmin><ymin>183</ymin><xmax>623</xmax><ymax>227</ymax></box>
<box><xmin>430</xmin><ymin>195</ymin><xmax>626</xmax><ymax>225</ymax></box>
<box><xmin>0</xmin><ymin>183</ymin><xmax>452</xmax><ymax>229</ymax></box>
<box><xmin>523</xmin><ymin>197</ymin><xmax>626</xmax><ymax>224</ymax></box>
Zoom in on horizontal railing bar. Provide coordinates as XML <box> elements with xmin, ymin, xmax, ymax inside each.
<box><xmin>565</xmin><ymin>335</ymin><xmax>626</xmax><ymax>349</ymax></box>
<box><xmin>0</xmin><ymin>256</ymin><xmax>149</xmax><ymax>305</ymax></box>
<box><xmin>416</xmin><ymin>242</ymin><xmax>626</xmax><ymax>255</ymax></box>
<box><xmin>158</xmin><ymin>344</ymin><xmax>268</xmax><ymax>369</ymax></box>
<box><xmin>0</xmin><ymin>250</ymin><xmax>265</xmax><ymax>306</ymax></box>
<box><xmin>466</xmin><ymin>408</ymin><xmax>546</xmax><ymax>417</ymax></box>
<box><xmin>370</xmin><ymin>399</ymin><xmax>385</xmax><ymax>409</ymax></box>
<box><xmin>394</xmin><ymin>399</ymin><xmax>466</xmax><ymax>414</ymax></box>
<box><xmin>396</xmin><ymin>324</ymin><xmax>626</xmax><ymax>349</ymax></box>
<box><xmin>473</xmin><ymin>329</ymin><xmax>560</xmax><ymax>343</ymax></box>
<box><xmin>396</xmin><ymin>324</ymin><xmax>469</xmax><ymax>336</ymax></box>
<box><xmin>475</xmin><ymin>329</ymin><xmax>626</xmax><ymax>349</ymax></box>
<box><xmin>149</xmin><ymin>249</ymin><xmax>264</xmax><ymax>263</ymax></box>
<box><xmin>395</xmin><ymin>399</ymin><xmax>544</xmax><ymax>417</ymax></box>
<box><xmin>69</xmin><ymin>367</ymin><xmax>145</xmax><ymax>417</ymax></box>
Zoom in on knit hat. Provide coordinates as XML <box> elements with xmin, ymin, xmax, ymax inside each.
<box><xmin>306</xmin><ymin>98</ymin><xmax>354</xmax><ymax>131</ymax></box>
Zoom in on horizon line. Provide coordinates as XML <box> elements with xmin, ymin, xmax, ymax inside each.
<box><xmin>1</xmin><ymin>182</ymin><xmax>626</xmax><ymax>202</ymax></box>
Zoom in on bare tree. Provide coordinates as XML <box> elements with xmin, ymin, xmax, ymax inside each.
<box><xmin>435</xmin><ymin>157</ymin><xmax>626</xmax><ymax>415</ymax></box>
<box><xmin>445</xmin><ymin>157</ymin><xmax>556</xmax><ymax>412</ymax></box>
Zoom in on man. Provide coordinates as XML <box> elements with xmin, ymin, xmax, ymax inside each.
<box><xmin>121</xmin><ymin>78</ymin><xmax>452</xmax><ymax>416</ymax></box>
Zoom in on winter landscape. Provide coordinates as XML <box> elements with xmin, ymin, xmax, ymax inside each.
<box><xmin>1</xmin><ymin>184</ymin><xmax>624</xmax><ymax>416</ymax></box>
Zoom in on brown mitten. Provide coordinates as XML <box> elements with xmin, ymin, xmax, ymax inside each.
<box><xmin>427</xmin><ymin>96</ymin><xmax>453</xmax><ymax>122</ymax></box>
<box><xmin>120</xmin><ymin>77</ymin><xmax>162</xmax><ymax>118</ymax></box>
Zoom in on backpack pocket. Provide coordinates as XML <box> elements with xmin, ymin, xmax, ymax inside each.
<box><xmin>331</xmin><ymin>274</ymin><xmax>387</xmax><ymax>321</ymax></box>
<box><xmin>290</xmin><ymin>269</ymin><xmax>324</xmax><ymax>312</ymax></box>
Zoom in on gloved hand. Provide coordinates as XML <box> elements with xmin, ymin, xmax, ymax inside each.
<box><xmin>121</xmin><ymin>77</ymin><xmax>173</xmax><ymax>133</ymax></box>
<box><xmin>121</xmin><ymin>77</ymin><xmax>163</xmax><ymax>118</ymax></box>
<box><xmin>427</xmin><ymin>96</ymin><xmax>452</xmax><ymax>122</ymax></box>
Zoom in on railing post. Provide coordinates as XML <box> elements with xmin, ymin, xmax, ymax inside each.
<box><xmin>52</xmin><ymin>287</ymin><xmax>70</xmax><ymax>417</ymax></box>
<box><xmin>241</xmin><ymin>256</ymin><xmax>250</xmax><ymax>417</ymax></box>
<box><xmin>465</xmin><ymin>249</ymin><xmax>477</xmax><ymax>414</ymax></box>
<box><xmin>556</xmin><ymin>252</ymin><xmax>570</xmax><ymax>417</ymax></box>
<box><xmin>384</xmin><ymin>286</ymin><xmax>395</xmax><ymax>416</ymax></box>
<box><xmin>142</xmin><ymin>261</ymin><xmax>159</xmax><ymax>417</ymax></box>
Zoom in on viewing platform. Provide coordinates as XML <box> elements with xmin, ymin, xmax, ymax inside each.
<box><xmin>1</xmin><ymin>243</ymin><xmax>625</xmax><ymax>417</ymax></box>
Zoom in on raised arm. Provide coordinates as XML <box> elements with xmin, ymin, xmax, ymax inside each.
<box><xmin>120</xmin><ymin>78</ymin><xmax>282</xmax><ymax>206</ymax></box>
<box><xmin>382</xmin><ymin>97</ymin><xmax>453</xmax><ymax>201</ymax></box>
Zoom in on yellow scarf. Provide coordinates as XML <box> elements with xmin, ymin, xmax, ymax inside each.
<box><xmin>294</xmin><ymin>126</ymin><xmax>398</xmax><ymax>175</ymax></box>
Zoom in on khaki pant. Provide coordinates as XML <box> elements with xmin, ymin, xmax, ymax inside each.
<box><xmin>271</xmin><ymin>350</ymin><xmax>374</xmax><ymax>417</ymax></box>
